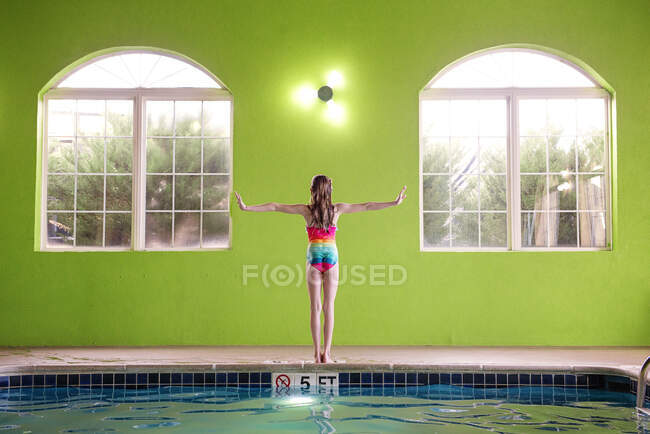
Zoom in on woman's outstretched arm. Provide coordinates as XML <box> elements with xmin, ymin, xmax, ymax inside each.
<box><xmin>234</xmin><ymin>192</ymin><xmax>308</xmax><ymax>215</ymax></box>
<box><xmin>336</xmin><ymin>186</ymin><xmax>407</xmax><ymax>214</ymax></box>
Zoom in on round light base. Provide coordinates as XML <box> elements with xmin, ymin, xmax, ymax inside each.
<box><xmin>317</xmin><ymin>85</ymin><xmax>333</xmax><ymax>102</ymax></box>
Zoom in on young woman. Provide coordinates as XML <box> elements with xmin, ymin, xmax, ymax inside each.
<box><xmin>235</xmin><ymin>175</ymin><xmax>406</xmax><ymax>363</ymax></box>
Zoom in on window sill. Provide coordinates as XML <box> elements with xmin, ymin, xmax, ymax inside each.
<box><xmin>420</xmin><ymin>247</ymin><xmax>612</xmax><ymax>252</ymax></box>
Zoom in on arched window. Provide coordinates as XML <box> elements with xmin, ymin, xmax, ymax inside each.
<box><xmin>41</xmin><ymin>50</ymin><xmax>232</xmax><ymax>250</ymax></box>
<box><xmin>420</xmin><ymin>48</ymin><xmax>611</xmax><ymax>250</ymax></box>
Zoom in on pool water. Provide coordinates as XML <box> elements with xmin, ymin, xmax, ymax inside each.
<box><xmin>1</xmin><ymin>385</ymin><xmax>648</xmax><ymax>433</ymax></box>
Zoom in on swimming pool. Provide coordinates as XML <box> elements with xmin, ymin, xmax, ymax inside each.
<box><xmin>1</xmin><ymin>372</ymin><xmax>648</xmax><ymax>432</ymax></box>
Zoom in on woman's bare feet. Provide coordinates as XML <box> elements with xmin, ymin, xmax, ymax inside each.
<box><xmin>321</xmin><ymin>351</ymin><xmax>333</xmax><ymax>363</ymax></box>
<box><xmin>314</xmin><ymin>352</ymin><xmax>321</xmax><ymax>364</ymax></box>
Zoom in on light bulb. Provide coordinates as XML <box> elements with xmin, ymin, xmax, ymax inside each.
<box><xmin>294</xmin><ymin>85</ymin><xmax>317</xmax><ymax>108</ymax></box>
<box><xmin>324</xmin><ymin>100</ymin><xmax>344</xmax><ymax>124</ymax></box>
<box><xmin>326</xmin><ymin>70</ymin><xmax>344</xmax><ymax>88</ymax></box>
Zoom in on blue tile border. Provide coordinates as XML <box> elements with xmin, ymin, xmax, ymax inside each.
<box><xmin>0</xmin><ymin>371</ymin><xmax>274</xmax><ymax>390</ymax></box>
<box><xmin>0</xmin><ymin>371</ymin><xmax>647</xmax><ymax>402</ymax></box>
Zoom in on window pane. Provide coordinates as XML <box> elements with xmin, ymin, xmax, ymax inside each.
<box><xmin>422</xmin><ymin>137</ymin><xmax>450</xmax><ymax>173</ymax></box>
<box><xmin>478</xmin><ymin>100</ymin><xmax>506</xmax><ymax>136</ymax></box>
<box><xmin>174</xmin><ymin>175</ymin><xmax>200</xmax><ymax>210</ymax></box>
<box><xmin>106</xmin><ymin>138</ymin><xmax>132</xmax><ymax>173</ymax></box>
<box><xmin>174</xmin><ymin>212</ymin><xmax>200</xmax><ymax>247</ymax></box>
<box><xmin>520</xmin><ymin>175</ymin><xmax>546</xmax><ymax>211</ymax></box>
<box><xmin>47</xmin><ymin>213</ymin><xmax>74</xmax><ymax>246</ymax></box>
<box><xmin>577</xmin><ymin>136</ymin><xmax>605</xmax><ymax>172</ymax></box>
<box><xmin>579</xmin><ymin>212</ymin><xmax>607</xmax><ymax>247</ymax></box>
<box><xmin>429</xmin><ymin>50</ymin><xmax>595</xmax><ymax>89</ymax></box>
<box><xmin>549</xmin><ymin>212</ymin><xmax>577</xmax><ymax>247</ymax></box>
<box><xmin>479</xmin><ymin>137</ymin><xmax>506</xmax><ymax>174</ymax></box>
<box><xmin>203</xmin><ymin>139</ymin><xmax>230</xmax><ymax>173</ymax></box>
<box><xmin>58</xmin><ymin>53</ymin><xmax>221</xmax><ymax>89</ymax></box>
<box><xmin>423</xmin><ymin>175</ymin><xmax>449</xmax><ymax>210</ymax></box>
<box><xmin>105</xmin><ymin>213</ymin><xmax>131</xmax><ymax>247</ymax></box>
<box><xmin>144</xmin><ymin>99</ymin><xmax>231</xmax><ymax>249</ymax></box>
<box><xmin>577</xmin><ymin>99</ymin><xmax>605</xmax><ymax>135</ymax></box>
<box><xmin>106</xmin><ymin>175</ymin><xmax>132</xmax><ymax>211</ymax></box>
<box><xmin>47</xmin><ymin>138</ymin><xmax>75</xmax><ymax>173</ymax></box>
<box><xmin>450</xmin><ymin>100</ymin><xmax>479</xmax><ymax>136</ymax></box>
<box><xmin>76</xmin><ymin>213</ymin><xmax>103</xmax><ymax>247</ymax></box>
<box><xmin>451</xmin><ymin>174</ymin><xmax>478</xmax><ymax>210</ymax></box>
<box><xmin>549</xmin><ymin>174</ymin><xmax>576</xmax><ymax>210</ymax></box>
<box><xmin>421</xmin><ymin>97</ymin><xmax>506</xmax><ymax>250</ymax></box>
<box><xmin>45</xmin><ymin>97</ymin><xmax>134</xmax><ymax>250</ymax></box>
<box><xmin>423</xmin><ymin>213</ymin><xmax>449</xmax><ymax>248</ymax></box>
<box><xmin>520</xmin><ymin>137</ymin><xmax>546</xmax><ymax>173</ymax></box>
<box><xmin>519</xmin><ymin>100</ymin><xmax>546</xmax><ymax>135</ymax></box>
<box><xmin>547</xmin><ymin>99</ymin><xmax>576</xmax><ymax>136</ymax></box>
<box><xmin>77</xmin><ymin>138</ymin><xmax>104</xmax><ymax>173</ymax></box>
<box><xmin>77</xmin><ymin>100</ymin><xmax>105</xmax><ymax>137</ymax></box>
<box><xmin>548</xmin><ymin>136</ymin><xmax>576</xmax><ymax>172</ymax></box>
<box><xmin>513</xmin><ymin>52</ymin><xmax>594</xmax><ymax>88</ymax></box>
<box><xmin>450</xmin><ymin>138</ymin><xmax>479</xmax><ymax>174</ymax></box>
<box><xmin>146</xmin><ymin>175</ymin><xmax>172</xmax><ymax>210</ymax></box>
<box><xmin>421</xmin><ymin>100</ymin><xmax>449</xmax><ymax>136</ymax></box>
<box><xmin>517</xmin><ymin>96</ymin><xmax>607</xmax><ymax>249</ymax></box>
<box><xmin>147</xmin><ymin>101</ymin><xmax>173</xmax><ymax>136</ymax></box>
<box><xmin>521</xmin><ymin>212</ymin><xmax>547</xmax><ymax>247</ymax></box>
<box><xmin>147</xmin><ymin>139</ymin><xmax>173</xmax><ymax>173</ymax></box>
<box><xmin>175</xmin><ymin>138</ymin><xmax>201</xmax><ymax>173</ymax></box>
<box><xmin>203</xmin><ymin>175</ymin><xmax>229</xmax><ymax>210</ymax></box>
<box><xmin>76</xmin><ymin>175</ymin><xmax>104</xmax><ymax>211</ymax></box>
<box><xmin>452</xmin><ymin>213</ymin><xmax>478</xmax><ymax>247</ymax></box>
<box><xmin>202</xmin><ymin>212</ymin><xmax>229</xmax><ymax>248</ymax></box>
<box><xmin>480</xmin><ymin>213</ymin><xmax>506</xmax><ymax>247</ymax></box>
<box><xmin>47</xmin><ymin>175</ymin><xmax>74</xmax><ymax>210</ymax></box>
<box><xmin>145</xmin><ymin>213</ymin><xmax>172</xmax><ymax>248</ymax></box>
<box><xmin>578</xmin><ymin>174</ymin><xmax>606</xmax><ymax>210</ymax></box>
<box><xmin>106</xmin><ymin>100</ymin><xmax>133</xmax><ymax>136</ymax></box>
<box><xmin>175</xmin><ymin>101</ymin><xmax>202</xmax><ymax>136</ymax></box>
<box><xmin>480</xmin><ymin>175</ymin><xmax>507</xmax><ymax>210</ymax></box>
<box><xmin>48</xmin><ymin>100</ymin><xmax>74</xmax><ymax>136</ymax></box>
<box><xmin>203</xmin><ymin>101</ymin><xmax>230</xmax><ymax>137</ymax></box>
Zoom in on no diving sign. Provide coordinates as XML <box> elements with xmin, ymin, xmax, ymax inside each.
<box><xmin>272</xmin><ymin>372</ymin><xmax>338</xmax><ymax>390</ymax></box>
<box><xmin>275</xmin><ymin>374</ymin><xmax>291</xmax><ymax>388</ymax></box>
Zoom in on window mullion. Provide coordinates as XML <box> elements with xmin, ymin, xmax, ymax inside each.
<box><xmin>41</xmin><ymin>98</ymin><xmax>49</xmax><ymax>251</ymax></box>
<box><xmin>605</xmin><ymin>96</ymin><xmax>612</xmax><ymax>249</ymax></box>
<box><xmin>102</xmin><ymin>100</ymin><xmax>107</xmax><ymax>248</ymax></box>
<box><xmin>510</xmin><ymin>92</ymin><xmax>522</xmax><ymax>250</ymax></box>
<box><xmin>134</xmin><ymin>94</ymin><xmax>145</xmax><ymax>250</ymax></box>
<box><xmin>73</xmin><ymin>99</ymin><xmax>78</xmax><ymax>248</ymax></box>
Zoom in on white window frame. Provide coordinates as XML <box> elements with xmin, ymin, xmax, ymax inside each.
<box><xmin>419</xmin><ymin>54</ymin><xmax>612</xmax><ymax>252</ymax></box>
<box><xmin>40</xmin><ymin>57</ymin><xmax>233</xmax><ymax>252</ymax></box>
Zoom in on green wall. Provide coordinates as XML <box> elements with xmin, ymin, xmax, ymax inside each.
<box><xmin>1</xmin><ymin>0</ymin><xmax>648</xmax><ymax>346</ymax></box>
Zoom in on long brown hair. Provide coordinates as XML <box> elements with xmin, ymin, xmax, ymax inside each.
<box><xmin>307</xmin><ymin>175</ymin><xmax>335</xmax><ymax>229</ymax></box>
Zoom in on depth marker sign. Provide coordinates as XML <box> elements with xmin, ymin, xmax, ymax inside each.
<box><xmin>272</xmin><ymin>372</ymin><xmax>338</xmax><ymax>390</ymax></box>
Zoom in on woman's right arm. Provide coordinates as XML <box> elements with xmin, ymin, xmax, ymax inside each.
<box><xmin>234</xmin><ymin>192</ymin><xmax>308</xmax><ymax>215</ymax></box>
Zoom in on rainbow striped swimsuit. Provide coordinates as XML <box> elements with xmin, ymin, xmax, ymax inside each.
<box><xmin>306</xmin><ymin>225</ymin><xmax>338</xmax><ymax>272</ymax></box>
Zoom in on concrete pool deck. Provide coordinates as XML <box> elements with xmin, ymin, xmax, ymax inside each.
<box><xmin>1</xmin><ymin>346</ymin><xmax>649</xmax><ymax>379</ymax></box>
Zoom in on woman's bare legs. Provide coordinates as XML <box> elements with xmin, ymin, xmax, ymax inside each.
<box><xmin>306</xmin><ymin>262</ymin><xmax>323</xmax><ymax>363</ymax></box>
<box><xmin>321</xmin><ymin>263</ymin><xmax>339</xmax><ymax>363</ymax></box>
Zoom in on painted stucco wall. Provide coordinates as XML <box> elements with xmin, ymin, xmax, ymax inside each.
<box><xmin>1</xmin><ymin>0</ymin><xmax>648</xmax><ymax>345</ymax></box>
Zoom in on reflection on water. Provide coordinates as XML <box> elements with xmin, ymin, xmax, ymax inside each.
<box><xmin>1</xmin><ymin>385</ymin><xmax>648</xmax><ymax>433</ymax></box>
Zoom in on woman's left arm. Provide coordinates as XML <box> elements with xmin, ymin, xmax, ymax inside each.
<box><xmin>234</xmin><ymin>192</ymin><xmax>308</xmax><ymax>215</ymax></box>
<box><xmin>336</xmin><ymin>186</ymin><xmax>407</xmax><ymax>214</ymax></box>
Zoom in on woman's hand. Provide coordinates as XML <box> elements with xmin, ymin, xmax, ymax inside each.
<box><xmin>234</xmin><ymin>192</ymin><xmax>247</xmax><ymax>211</ymax></box>
<box><xmin>394</xmin><ymin>186</ymin><xmax>407</xmax><ymax>205</ymax></box>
